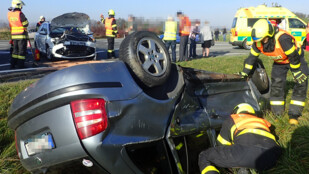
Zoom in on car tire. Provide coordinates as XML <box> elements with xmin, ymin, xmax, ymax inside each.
<box><xmin>242</xmin><ymin>38</ymin><xmax>252</xmax><ymax>50</ymax></box>
<box><xmin>119</xmin><ymin>31</ymin><xmax>171</xmax><ymax>88</ymax></box>
<box><xmin>251</xmin><ymin>59</ymin><xmax>269</xmax><ymax>94</ymax></box>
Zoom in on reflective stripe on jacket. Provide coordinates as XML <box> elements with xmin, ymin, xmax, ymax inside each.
<box><xmin>256</xmin><ymin>29</ymin><xmax>299</xmax><ymax>64</ymax></box>
<box><xmin>8</xmin><ymin>11</ymin><xmax>27</xmax><ymax>39</ymax></box>
<box><xmin>105</xmin><ymin>18</ymin><xmax>115</xmax><ymax>37</ymax></box>
<box><xmin>163</xmin><ymin>21</ymin><xmax>177</xmax><ymax>40</ymax></box>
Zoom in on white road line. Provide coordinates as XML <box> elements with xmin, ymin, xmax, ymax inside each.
<box><xmin>0</xmin><ymin>67</ymin><xmax>50</xmax><ymax>73</ymax></box>
<box><xmin>0</xmin><ymin>63</ymin><xmax>10</xmax><ymax>67</ymax></box>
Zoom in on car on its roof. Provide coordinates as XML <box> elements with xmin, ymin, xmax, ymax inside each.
<box><xmin>8</xmin><ymin>31</ymin><xmax>269</xmax><ymax>174</ymax></box>
<box><xmin>34</xmin><ymin>12</ymin><xmax>96</xmax><ymax>60</ymax></box>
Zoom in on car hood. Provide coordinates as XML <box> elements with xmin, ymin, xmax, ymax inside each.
<box><xmin>51</xmin><ymin>12</ymin><xmax>90</xmax><ymax>29</ymax></box>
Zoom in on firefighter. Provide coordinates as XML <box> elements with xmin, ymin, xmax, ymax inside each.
<box><xmin>239</xmin><ymin>19</ymin><xmax>308</xmax><ymax>125</ymax></box>
<box><xmin>36</xmin><ymin>16</ymin><xmax>45</xmax><ymax>31</ymax></box>
<box><xmin>7</xmin><ymin>0</ymin><xmax>28</xmax><ymax>69</ymax></box>
<box><xmin>100</xmin><ymin>9</ymin><xmax>118</xmax><ymax>59</ymax></box>
<box><xmin>198</xmin><ymin>103</ymin><xmax>282</xmax><ymax>174</ymax></box>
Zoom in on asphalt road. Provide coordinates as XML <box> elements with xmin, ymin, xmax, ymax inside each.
<box><xmin>0</xmin><ymin>38</ymin><xmax>249</xmax><ymax>72</ymax></box>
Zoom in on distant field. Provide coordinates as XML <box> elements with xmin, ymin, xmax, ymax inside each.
<box><xmin>0</xmin><ymin>28</ymin><xmax>10</xmax><ymax>40</ymax></box>
<box><xmin>1</xmin><ymin>52</ymin><xmax>309</xmax><ymax>173</ymax></box>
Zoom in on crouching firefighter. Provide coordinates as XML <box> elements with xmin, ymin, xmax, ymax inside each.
<box><xmin>7</xmin><ymin>0</ymin><xmax>28</xmax><ymax>69</ymax></box>
<box><xmin>198</xmin><ymin>103</ymin><xmax>282</xmax><ymax>174</ymax></box>
<box><xmin>239</xmin><ymin>19</ymin><xmax>308</xmax><ymax>125</ymax></box>
<box><xmin>101</xmin><ymin>9</ymin><xmax>118</xmax><ymax>58</ymax></box>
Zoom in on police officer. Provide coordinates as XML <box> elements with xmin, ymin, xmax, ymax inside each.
<box><xmin>239</xmin><ymin>19</ymin><xmax>308</xmax><ymax>125</ymax></box>
<box><xmin>101</xmin><ymin>9</ymin><xmax>118</xmax><ymax>58</ymax></box>
<box><xmin>198</xmin><ymin>103</ymin><xmax>281</xmax><ymax>174</ymax></box>
<box><xmin>7</xmin><ymin>0</ymin><xmax>28</xmax><ymax>69</ymax></box>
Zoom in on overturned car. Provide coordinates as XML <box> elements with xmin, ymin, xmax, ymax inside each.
<box><xmin>8</xmin><ymin>31</ymin><xmax>269</xmax><ymax>174</ymax></box>
<box><xmin>34</xmin><ymin>12</ymin><xmax>96</xmax><ymax>60</ymax></box>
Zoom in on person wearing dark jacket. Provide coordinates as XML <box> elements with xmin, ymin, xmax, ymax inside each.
<box><xmin>239</xmin><ymin>19</ymin><xmax>308</xmax><ymax>125</ymax></box>
<box><xmin>101</xmin><ymin>9</ymin><xmax>118</xmax><ymax>59</ymax></box>
<box><xmin>198</xmin><ymin>103</ymin><xmax>281</xmax><ymax>174</ymax></box>
<box><xmin>7</xmin><ymin>0</ymin><xmax>28</xmax><ymax>69</ymax></box>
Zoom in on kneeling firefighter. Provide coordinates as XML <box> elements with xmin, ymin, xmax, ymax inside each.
<box><xmin>198</xmin><ymin>103</ymin><xmax>282</xmax><ymax>174</ymax></box>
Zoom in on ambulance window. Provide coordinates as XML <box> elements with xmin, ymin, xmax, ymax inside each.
<box><xmin>248</xmin><ymin>18</ymin><xmax>261</xmax><ymax>27</ymax></box>
<box><xmin>288</xmin><ymin>18</ymin><xmax>306</xmax><ymax>29</ymax></box>
<box><xmin>231</xmin><ymin>18</ymin><xmax>237</xmax><ymax>28</ymax></box>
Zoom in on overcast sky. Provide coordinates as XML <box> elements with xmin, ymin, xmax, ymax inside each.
<box><xmin>1</xmin><ymin>0</ymin><xmax>308</xmax><ymax>28</ymax></box>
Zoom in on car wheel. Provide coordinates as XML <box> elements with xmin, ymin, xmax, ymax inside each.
<box><xmin>46</xmin><ymin>45</ymin><xmax>55</xmax><ymax>61</ymax></box>
<box><xmin>242</xmin><ymin>38</ymin><xmax>252</xmax><ymax>50</ymax></box>
<box><xmin>251</xmin><ymin>59</ymin><xmax>269</xmax><ymax>94</ymax></box>
<box><xmin>119</xmin><ymin>31</ymin><xmax>171</xmax><ymax>88</ymax></box>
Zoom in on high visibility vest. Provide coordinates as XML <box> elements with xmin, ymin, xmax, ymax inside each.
<box><xmin>179</xmin><ymin>16</ymin><xmax>191</xmax><ymax>36</ymax></box>
<box><xmin>256</xmin><ymin>29</ymin><xmax>300</xmax><ymax>64</ymax></box>
<box><xmin>231</xmin><ymin>114</ymin><xmax>271</xmax><ymax>135</ymax></box>
<box><xmin>163</xmin><ymin>21</ymin><xmax>177</xmax><ymax>41</ymax></box>
<box><xmin>105</xmin><ymin>18</ymin><xmax>115</xmax><ymax>37</ymax></box>
<box><xmin>8</xmin><ymin>11</ymin><xmax>27</xmax><ymax>39</ymax></box>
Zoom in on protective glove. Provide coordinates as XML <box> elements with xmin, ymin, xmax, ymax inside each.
<box><xmin>291</xmin><ymin>70</ymin><xmax>307</xmax><ymax>84</ymax></box>
<box><xmin>236</xmin><ymin>72</ymin><xmax>248</xmax><ymax>78</ymax></box>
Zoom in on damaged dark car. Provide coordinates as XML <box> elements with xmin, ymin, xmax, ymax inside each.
<box><xmin>34</xmin><ymin>12</ymin><xmax>96</xmax><ymax>60</ymax></box>
<box><xmin>8</xmin><ymin>31</ymin><xmax>270</xmax><ymax>174</ymax></box>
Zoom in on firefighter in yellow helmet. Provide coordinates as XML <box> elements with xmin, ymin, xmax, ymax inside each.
<box><xmin>239</xmin><ymin>19</ymin><xmax>308</xmax><ymax>125</ymax></box>
<box><xmin>7</xmin><ymin>0</ymin><xmax>28</xmax><ymax>69</ymax></box>
<box><xmin>100</xmin><ymin>9</ymin><xmax>118</xmax><ymax>58</ymax></box>
<box><xmin>198</xmin><ymin>103</ymin><xmax>281</xmax><ymax>174</ymax></box>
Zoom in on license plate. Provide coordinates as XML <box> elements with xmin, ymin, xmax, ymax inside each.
<box><xmin>25</xmin><ymin>133</ymin><xmax>55</xmax><ymax>156</ymax></box>
<box><xmin>64</xmin><ymin>41</ymin><xmax>85</xmax><ymax>46</ymax></box>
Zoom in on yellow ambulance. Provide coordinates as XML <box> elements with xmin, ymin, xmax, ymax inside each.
<box><xmin>229</xmin><ymin>5</ymin><xmax>307</xmax><ymax>49</ymax></box>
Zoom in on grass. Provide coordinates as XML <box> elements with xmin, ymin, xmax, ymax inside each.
<box><xmin>1</xmin><ymin>52</ymin><xmax>309</xmax><ymax>173</ymax></box>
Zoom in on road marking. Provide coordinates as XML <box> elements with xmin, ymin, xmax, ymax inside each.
<box><xmin>224</xmin><ymin>53</ymin><xmax>247</xmax><ymax>55</ymax></box>
<box><xmin>0</xmin><ymin>67</ymin><xmax>49</xmax><ymax>73</ymax></box>
<box><xmin>0</xmin><ymin>63</ymin><xmax>10</xmax><ymax>67</ymax></box>
<box><xmin>0</xmin><ymin>51</ymin><xmax>10</xmax><ymax>54</ymax></box>
<box><xmin>96</xmin><ymin>50</ymin><xmax>105</xmax><ymax>53</ymax></box>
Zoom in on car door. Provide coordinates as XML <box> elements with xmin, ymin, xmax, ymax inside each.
<box><xmin>36</xmin><ymin>23</ymin><xmax>48</xmax><ymax>53</ymax></box>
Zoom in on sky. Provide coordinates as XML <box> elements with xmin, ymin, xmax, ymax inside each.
<box><xmin>1</xmin><ymin>0</ymin><xmax>308</xmax><ymax>28</ymax></box>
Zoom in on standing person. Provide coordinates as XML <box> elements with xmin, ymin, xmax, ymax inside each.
<box><xmin>198</xmin><ymin>103</ymin><xmax>281</xmax><ymax>174</ymax></box>
<box><xmin>222</xmin><ymin>27</ymin><xmax>227</xmax><ymax>41</ymax></box>
<box><xmin>239</xmin><ymin>19</ymin><xmax>308</xmax><ymax>125</ymax></box>
<box><xmin>7</xmin><ymin>0</ymin><xmax>28</xmax><ymax>69</ymax></box>
<box><xmin>200</xmin><ymin>21</ymin><xmax>212</xmax><ymax>58</ymax></box>
<box><xmin>125</xmin><ymin>15</ymin><xmax>137</xmax><ymax>36</ymax></box>
<box><xmin>101</xmin><ymin>9</ymin><xmax>118</xmax><ymax>58</ymax></box>
<box><xmin>306</xmin><ymin>22</ymin><xmax>309</xmax><ymax>51</ymax></box>
<box><xmin>189</xmin><ymin>20</ymin><xmax>200</xmax><ymax>59</ymax></box>
<box><xmin>177</xmin><ymin>11</ymin><xmax>191</xmax><ymax>61</ymax></box>
<box><xmin>163</xmin><ymin>16</ymin><xmax>178</xmax><ymax>63</ymax></box>
<box><xmin>36</xmin><ymin>16</ymin><xmax>45</xmax><ymax>31</ymax></box>
<box><xmin>214</xmin><ymin>28</ymin><xmax>220</xmax><ymax>41</ymax></box>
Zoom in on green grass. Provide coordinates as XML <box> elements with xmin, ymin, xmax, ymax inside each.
<box><xmin>0</xmin><ymin>31</ymin><xmax>11</xmax><ymax>40</ymax></box>
<box><xmin>1</xmin><ymin>52</ymin><xmax>309</xmax><ymax>173</ymax></box>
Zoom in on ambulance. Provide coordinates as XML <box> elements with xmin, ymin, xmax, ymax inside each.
<box><xmin>230</xmin><ymin>5</ymin><xmax>307</xmax><ymax>49</ymax></box>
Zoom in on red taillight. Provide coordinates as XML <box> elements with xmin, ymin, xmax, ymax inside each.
<box><xmin>235</xmin><ymin>31</ymin><xmax>238</xmax><ymax>36</ymax></box>
<box><xmin>71</xmin><ymin>99</ymin><xmax>108</xmax><ymax>140</ymax></box>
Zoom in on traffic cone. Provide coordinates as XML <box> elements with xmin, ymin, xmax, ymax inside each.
<box><xmin>35</xmin><ymin>49</ymin><xmax>40</xmax><ymax>61</ymax></box>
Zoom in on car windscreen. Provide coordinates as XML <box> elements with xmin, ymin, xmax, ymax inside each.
<box><xmin>51</xmin><ymin>27</ymin><xmax>86</xmax><ymax>34</ymax></box>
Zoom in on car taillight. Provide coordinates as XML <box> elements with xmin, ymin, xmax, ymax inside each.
<box><xmin>235</xmin><ymin>31</ymin><xmax>238</xmax><ymax>36</ymax></box>
<box><xmin>71</xmin><ymin>99</ymin><xmax>108</xmax><ymax>140</ymax></box>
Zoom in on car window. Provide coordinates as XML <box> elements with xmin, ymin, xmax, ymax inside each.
<box><xmin>231</xmin><ymin>18</ymin><xmax>237</xmax><ymax>28</ymax></box>
<box><xmin>288</xmin><ymin>18</ymin><xmax>306</xmax><ymax>29</ymax></box>
<box><xmin>51</xmin><ymin>27</ymin><xmax>85</xmax><ymax>34</ymax></box>
<box><xmin>248</xmin><ymin>18</ymin><xmax>266</xmax><ymax>27</ymax></box>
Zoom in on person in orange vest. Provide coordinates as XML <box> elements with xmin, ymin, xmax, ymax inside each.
<box><xmin>36</xmin><ymin>16</ymin><xmax>45</xmax><ymax>31</ymax></box>
<box><xmin>7</xmin><ymin>0</ymin><xmax>28</xmax><ymax>69</ymax></box>
<box><xmin>101</xmin><ymin>9</ymin><xmax>118</xmax><ymax>59</ymax></box>
<box><xmin>198</xmin><ymin>103</ymin><xmax>281</xmax><ymax>174</ymax></box>
<box><xmin>239</xmin><ymin>19</ymin><xmax>308</xmax><ymax>125</ymax></box>
<box><xmin>177</xmin><ymin>11</ymin><xmax>191</xmax><ymax>62</ymax></box>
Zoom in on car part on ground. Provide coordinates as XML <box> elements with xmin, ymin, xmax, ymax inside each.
<box><xmin>34</xmin><ymin>12</ymin><xmax>96</xmax><ymax>60</ymax></box>
<box><xmin>8</xmin><ymin>31</ymin><xmax>269</xmax><ymax>174</ymax></box>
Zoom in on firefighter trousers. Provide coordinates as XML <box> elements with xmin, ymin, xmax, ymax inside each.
<box><xmin>11</xmin><ymin>39</ymin><xmax>27</xmax><ymax>68</ymax></box>
<box><xmin>198</xmin><ymin>144</ymin><xmax>281</xmax><ymax>172</ymax></box>
<box><xmin>107</xmin><ymin>37</ymin><xmax>115</xmax><ymax>58</ymax></box>
<box><xmin>270</xmin><ymin>56</ymin><xmax>308</xmax><ymax>118</ymax></box>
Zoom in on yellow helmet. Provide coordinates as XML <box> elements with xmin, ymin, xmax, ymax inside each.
<box><xmin>108</xmin><ymin>9</ymin><xmax>115</xmax><ymax>16</ymax></box>
<box><xmin>12</xmin><ymin>0</ymin><xmax>25</xmax><ymax>8</ymax></box>
<box><xmin>232</xmin><ymin>103</ymin><xmax>256</xmax><ymax>114</ymax></box>
<box><xmin>251</xmin><ymin>19</ymin><xmax>274</xmax><ymax>42</ymax></box>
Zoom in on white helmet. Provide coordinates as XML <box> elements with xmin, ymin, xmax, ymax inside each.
<box><xmin>12</xmin><ymin>0</ymin><xmax>25</xmax><ymax>9</ymax></box>
<box><xmin>40</xmin><ymin>16</ymin><xmax>45</xmax><ymax>20</ymax></box>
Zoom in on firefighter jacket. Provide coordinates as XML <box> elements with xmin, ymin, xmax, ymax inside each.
<box><xmin>163</xmin><ymin>21</ymin><xmax>177</xmax><ymax>41</ymax></box>
<box><xmin>216</xmin><ymin>114</ymin><xmax>278</xmax><ymax>147</ymax></box>
<box><xmin>102</xmin><ymin>17</ymin><xmax>118</xmax><ymax>37</ymax></box>
<box><xmin>243</xmin><ymin>28</ymin><xmax>303</xmax><ymax>75</ymax></box>
<box><xmin>179</xmin><ymin>16</ymin><xmax>191</xmax><ymax>36</ymax></box>
<box><xmin>7</xmin><ymin>9</ymin><xmax>28</xmax><ymax>40</ymax></box>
